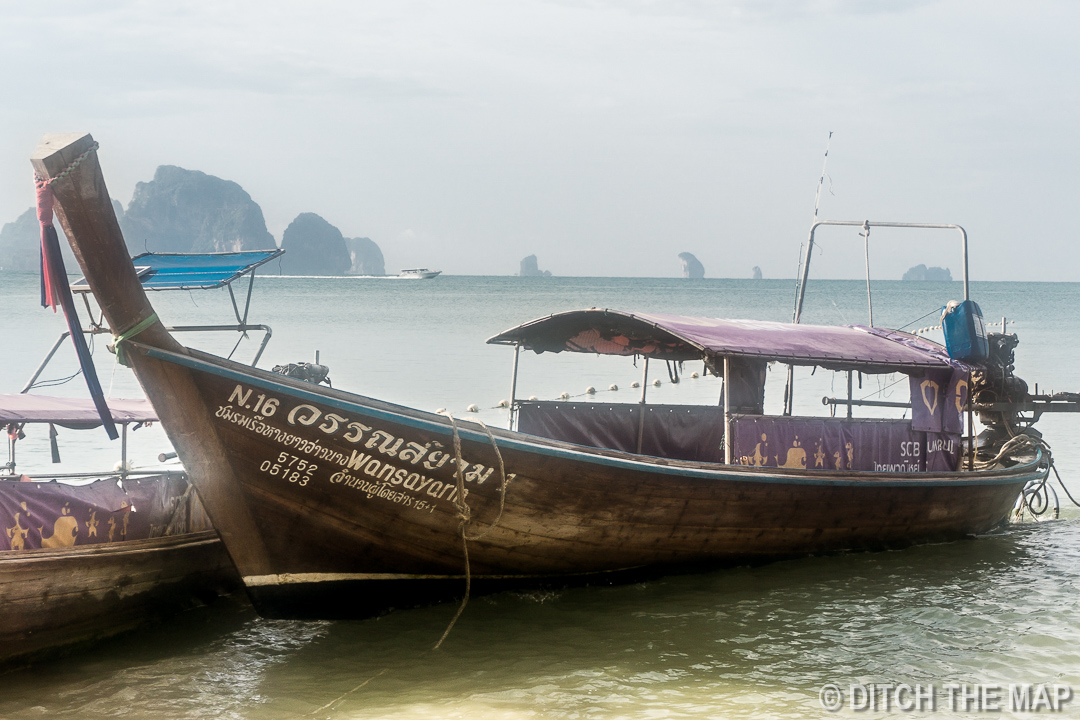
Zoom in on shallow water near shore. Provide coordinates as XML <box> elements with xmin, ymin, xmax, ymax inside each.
<box><xmin>3</xmin><ymin>273</ymin><xmax>1080</xmax><ymax>718</ymax></box>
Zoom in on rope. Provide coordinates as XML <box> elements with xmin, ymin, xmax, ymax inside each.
<box><xmin>434</xmin><ymin>412</ymin><xmax>470</xmax><ymax>650</ymax></box>
<box><xmin>304</xmin><ymin>668</ymin><xmax>389</xmax><ymax>716</ymax></box>
<box><xmin>112</xmin><ymin>313</ymin><xmax>158</xmax><ymax>367</ymax></box>
<box><xmin>972</xmin><ymin>432</ymin><xmax>1043</xmax><ymax>471</ymax></box>
<box><xmin>34</xmin><ymin>142</ymin><xmax>99</xmax><ymax>186</ymax></box>
<box><xmin>432</xmin><ymin>413</ymin><xmax>511</xmax><ymax>649</ymax></box>
<box><xmin>463</xmin><ymin>418</ymin><xmax>510</xmax><ymax>542</ymax></box>
<box><xmin>1051</xmin><ymin>462</ymin><xmax>1080</xmax><ymax>508</ymax></box>
<box><xmin>897</xmin><ymin>307</ymin><xmax>942</xmax><ymax>332</ymax></box>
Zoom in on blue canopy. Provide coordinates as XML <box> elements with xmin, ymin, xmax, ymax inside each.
<box><xmin>72</xmin><ymin>249</ymin><xmax>283</xmax><ymax>292</ymax></box>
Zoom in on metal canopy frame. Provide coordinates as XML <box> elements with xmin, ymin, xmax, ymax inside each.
<box><xmin>24</xmin><ymin>259</ymin><xmax>275</xmax><ymax>394</ymax></box>
<box><xmin>793</xmin><ymin>220</ymin><xmax>969</xmax><ymax>324</ymax></box>
<box><xmin>784</xmin><ymin>219</ymin><xmax>969</xmax><ymax>416</ymax></box>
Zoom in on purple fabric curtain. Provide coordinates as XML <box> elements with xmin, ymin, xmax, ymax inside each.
<box><xmin>909</xmin><ymin>368</ymin><xmax>967</xmax><ymax>434</ymax></box>
<box><xmin>1</xmin><ymin>474</ymin><xmax>192</xmax><ymax>551</ymax></box>
<box><xmin>517</xmin><ymin>402</ymin><xmax>726</xmax><ymax>462</ymax></box>
<box><xmin>733</xmin><ymin>416</ymin><xmax>960</xmax><ymax>473</ymax></box>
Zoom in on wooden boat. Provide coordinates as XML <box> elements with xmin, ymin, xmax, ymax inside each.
<box><xmin>0</xmin><ymin>394</ymin><xmax>238</xmax><ymax>664</ymax></box>
<box><xmin>1</xmin><ymin>237</ymin><xmax>278</xmax><ymax>662</ymax></box>
<box><xmin>36</xmin><ymin>132</ymin><xmax>1048</xmax><ymax>620</ymax></box>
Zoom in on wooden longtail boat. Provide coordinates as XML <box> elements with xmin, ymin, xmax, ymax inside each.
<box><xmin>0</xmin><ymin>395</ymin><xmax>237</xmax><ymax>664</ymax></box>
<box><xmin>36</xmin><ymin>133</ymin><xmax>1047</xmax><ymax>620</ymax></box>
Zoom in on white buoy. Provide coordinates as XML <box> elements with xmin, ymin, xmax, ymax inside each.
<box><xmin>585</xmin><ymin>386</ymin><xmax>596</xmax><ymax>395</ymax></box>
<box><xmin>528</xmin><ymin>396</ymin><xmax>538</xmax><ymax>401</ymax></box>
<box><xmin>559</xmin><ymin>392</ymin><xmax>570</xmax><ymax>400</ymax></box>
<box><xmin>652</xmin><ymin>378</ymin><xmax>662</xmax><ymax>387</ymax></box>
<box><xmin>496</xmin><ymin>399</ymin><xmax>509</xmax><ymax>408</ymax></box>
<box><xmin>609</xmin><ymin>384</ymin><xmax>618</xmax><ymax>391</ymax></box>
<box><xmin>630</xmin><ymin>381</ymin><xmax>640</xmax><ymax>388</ymax></box>
<box><xmin>690</xmin><ymin>371</ymin><xmax>699</xmax><ymax>379</ymax></box>
<box><xmin>466</xmin><ymin>404</ymin><xmax>479</xmax><ymax>412</ymax></box>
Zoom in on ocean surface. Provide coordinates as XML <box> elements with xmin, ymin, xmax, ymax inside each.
<box><xmin>3</xmin><ymin>272</ymin><xmax>1080</xmax><ymax>718</ymax></box>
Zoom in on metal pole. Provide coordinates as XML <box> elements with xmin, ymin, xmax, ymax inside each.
<box><xmin>793</xmin><ymin>225</ymin><xmax>817</xmax><ymax>323</ymax></box>
<box><xmin>960</xmin><ymin>226</ymin><xmax>969</xmax><ymax>301</ymax></box>
<box><xmin>508</xmin><ymin>343</ymin><xmax>520</xmax><ymax>430</ymax></box>
<box><xmin>846</xmin><ymin>371</ymin><xmax>853</xmax><ymax>419</ymax></box>
<box><xmin>21</xmin><ymin>333</ymin><xmax>71</xmax><ymax>393</ymax></box>
<box><xmin>724</xmin><ymin>356</ymin><xmax>733</xmax><ymax>464</ymax></box>
<box><xmin>241</xmin><ymin>270</ymin><xmax>256</xmax><ymax>325</ymax></box>
<box><xmin>966</xmin><ymin>370</ymin><xmax>975</xmax><ymax>471</ymax></box>
<box><xmin>783</xmin><ymin>365</ymin><xmax>794</xmax><ymax>417</ymax></box>
<box><xmin>121</xmin><ymin>423</ymin><xmax>128</xmax><ymax>479</ymax></box>
<box><xmin>861</xmin><ymin>221</ymin><xmax>873</xmax><ymax>327</ymax></box>
<box><xmin>636</xmin><ymin>357</ymin><xmax>649</xmax><ymax>454</ymax></box>
<box><xmin>789</xmin><ymin>226</ymin><xmax>818</xmax><ymax>411</ymax></box>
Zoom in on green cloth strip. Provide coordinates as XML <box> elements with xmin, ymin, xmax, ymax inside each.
<box><xmin>113</xmin><ymin>313</ymin><xmax>158</xmax><ymax>367</ymax></box>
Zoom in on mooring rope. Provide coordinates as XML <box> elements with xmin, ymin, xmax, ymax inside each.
<box><xmin>432</xmin><ymin>412</ymin><xmax>511</xmax><ymax>650</ymax></box>
<box><xmin>463</xmin><ymin>417</ymin><xmax>510</xmax><ymax>542</ymax></box>
<box><xmin>433</xmin><ymin>411</ymin><xmax>471</xmax><ymax>650</ymax></box>
<box><xmin>304</xmin><ymin>667</ymin><xmax>390</xmax><ymax>716</ymax></box>
<box><xmin>976</xmin><ymin>429</ymin><xmax>1080</xmax><ymax>519</ymax></box>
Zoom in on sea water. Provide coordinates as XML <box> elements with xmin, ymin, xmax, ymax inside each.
<box><xmin>2</xmin><ymin>272</ymin><xmax>1080</xmax><ymax>718</ymax></box>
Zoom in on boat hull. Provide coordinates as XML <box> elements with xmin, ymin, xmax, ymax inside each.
<box><xmin>143</xmin><ymin>345</ymin><xmax>1036</xmax><ymax>619</ymax></box>
<box><xmin>0</xmin><ymin>531</ymin><xmax>237</xmax><ymax>664</ymax></box>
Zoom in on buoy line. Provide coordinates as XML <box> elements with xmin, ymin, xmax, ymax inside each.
<box><xmin>443</xmin><ymin>365</ymin><xmax>716</xmax><ymax>414</ymax></box>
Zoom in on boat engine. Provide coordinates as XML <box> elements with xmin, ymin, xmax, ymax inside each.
<box><xmin>272</xmin><ymin>362</ymin><xmax>331</xmax><ymax>386</ymax></box>
<box><xmin>972</xmin><ymin>332</ymin><xmax>1032</xmax><ymax>449</ymax></box>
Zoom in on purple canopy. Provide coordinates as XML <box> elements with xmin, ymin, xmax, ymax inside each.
<box><xmin>0</xmin><ymin>394</ymin><xmax>157</xmax><ymax>427</ymax></box>
<box><xmin>487</xmin><ymin>309</ymin><xmax>962</xmax><ymax>373</ymax></box>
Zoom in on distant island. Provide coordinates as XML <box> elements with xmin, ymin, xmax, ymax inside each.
<box><xmin>0</xmin><ymin>165</ymin><xmax>385</xmax><ymax>276</ymax></box>
<box><xmin>903</xmin><ymin>264</ymin><xmax>952</xmax><ymax>282</ymax></box>
<box><xmin>520</xmin><ymin>255</ymin><xmax>551</xmax><ymax>277</ymax></box>
<box><xmin>122</xmin><ymin>165</ymin><xmax>275</xmax><ymax>254</ymax></box>
<box><xmin>678</xmin><ymin>252</ymin><xmax>704</xmax><ymax>279</ymax></box>
<box><xmin>752</xmin><ymin>266</ymin><xmax>762</xmax><ymax>280</ymax></box>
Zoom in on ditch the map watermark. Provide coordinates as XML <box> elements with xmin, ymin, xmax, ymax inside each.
<box><xmin>818</xmin><ymin>683</ymin><xmax>1073</xmax><ymax>713</ymax></box>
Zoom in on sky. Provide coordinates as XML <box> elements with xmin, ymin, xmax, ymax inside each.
<box><xmin>2</xmin><ymin>0</ymin><xmax>1078</xmax><ymax>279</ymax></box>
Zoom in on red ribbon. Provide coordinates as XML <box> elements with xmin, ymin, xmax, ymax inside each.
<box><xmin>35</xmin><ymin>178</ymin><xmax>58</xmax><ymax>311</ymax></box>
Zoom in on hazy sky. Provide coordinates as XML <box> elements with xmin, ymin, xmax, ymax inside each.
<box><xmin>3</xmin><ymin>1</ymin><xmax>1077</xmax><ymax>279</ymax></box>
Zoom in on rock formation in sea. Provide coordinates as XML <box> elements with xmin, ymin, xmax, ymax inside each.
<box><xmin>0</xmin><ymin>200</ymin><xmax>123</xmax><ymax>271</ymax></box>
<box><xmin>678</xmin><ymin>252</ymin><xmax>705</xmax><ymax>279</ymax></box>
<box><xmin>520</xmin><ymin>255</ymin><xmax>552</xmax><ymax>277</ymax></box>
<box><xmin>345</xmin><ymin>237</ymin><xmax>385</xmax><ymax>276</ymax></box>
<box><xmin>902</xmin><ymin>264</ymin><xmax>952</xmax><ymax>282</ymax></box>
<box><xmin>0</xmin><ymin>207</ymin><xmax>47</xmax><ymax>272</ymax></box>
<box><xmin>279</xmin><ymin>213</ymin><xmax>352</xmax><ymax>275</ymax></box>
<box><xmin>120</xmin><ymin>165</ymin><xmax>275</xmax><ymax>254</ymax></box>
<box><xmin>752</xmin><ymin>266</ymin><xmax>763</xmax><ymax>280</ymax></box>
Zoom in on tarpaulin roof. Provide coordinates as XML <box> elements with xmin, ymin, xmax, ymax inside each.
<box><xmin>0</xmin><ymin>394</ymin><xmax>157</xmax><ymax>427</ymax></box>
<box><xmin>71</xmin><ymin>249</ymin><xmax>283</xmax><ymax>292</ymax></box>
<box><xmin>487</xmin><ymin>309</ymin><xmax>961</xmax><ymax>373</ymax></box>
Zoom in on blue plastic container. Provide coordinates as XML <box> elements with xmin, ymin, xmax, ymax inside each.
<box><xmin>941</xmin><ymin>299</ymin><xmax>989</xmax><ymax>362</ymax></box>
